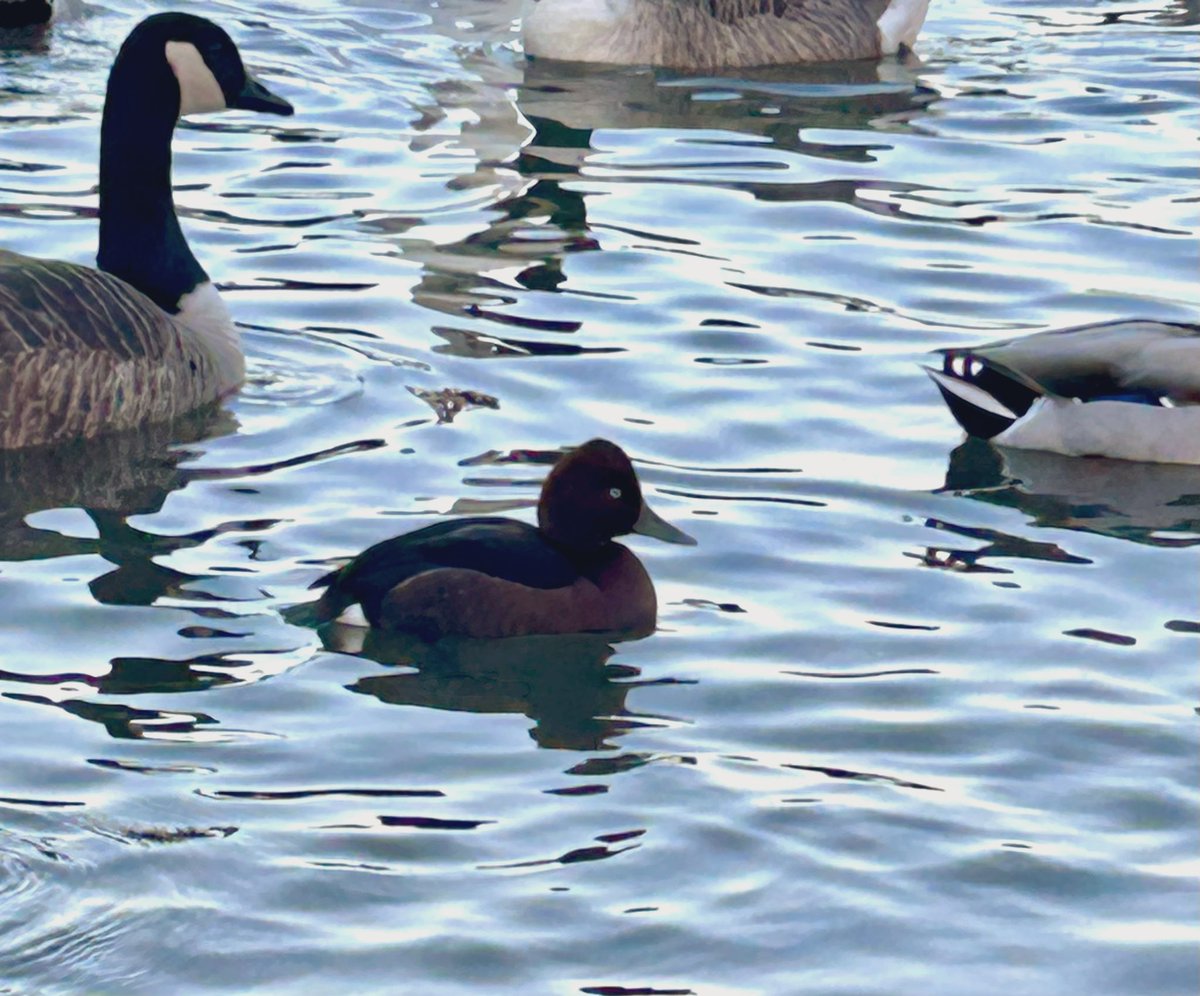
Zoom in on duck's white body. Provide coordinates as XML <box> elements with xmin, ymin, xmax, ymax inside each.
<box><xmin>521</xmin><ymin>0</ymin><xmax>930</xmax><ymax>69</ymax></box>
<box><xmin>994</xmin><ymin>396</ymin><xmax>1200</xmax><ymax>465</ymax></box>
<box><xmin>926</xmin><ymin>320</ymin><xmax>1200</xmax><ymax>466</ymax></box>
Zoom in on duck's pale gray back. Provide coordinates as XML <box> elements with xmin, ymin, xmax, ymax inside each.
<box><xmin>975</xmin><ymin>321</ymin><xmax>1200</xmax><ymax>403</ymax></box>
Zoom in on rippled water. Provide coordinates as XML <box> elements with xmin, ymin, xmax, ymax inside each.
<box><xmin>2</xmin><ymin>1</ymin><xmax>1198</xmax><ymax>992</ymax></box>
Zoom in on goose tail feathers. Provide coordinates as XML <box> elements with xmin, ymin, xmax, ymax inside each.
<box><xmin>923</xmin><ymin>351</ymin><xmax>1044</xmax><ymax>440</ymax></box>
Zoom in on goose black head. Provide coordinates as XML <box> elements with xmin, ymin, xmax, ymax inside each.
<box><xmin>538</xmin><ymin>439</ymin><xmax>696</xmax><ymax>551</ymax></box>
<box><xmin>97</xmin><ymin>14</ymin><xmax>293</xmax><ymax>314</ymax></box>
<box><xmin>113</xmin><ymin>12</ymin><xmax>293</xmax><ymax>120</ymax></box>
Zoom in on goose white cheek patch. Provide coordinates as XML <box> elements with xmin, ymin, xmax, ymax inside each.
<box><xmin>165</xmin><ymin>41</ymin><xmax>227</xmax><ymax>116</ymax></box>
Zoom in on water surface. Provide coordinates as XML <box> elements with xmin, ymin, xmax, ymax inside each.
<box><xmin>1</xmin><ymin>1</ymin><xmax>1197</xmax><ymax>993</ymax></box>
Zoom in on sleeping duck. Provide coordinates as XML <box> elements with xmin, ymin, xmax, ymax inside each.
<box><xmin>521</xmin><ymin>0</ymin><xmax>931</xmax><ymax>69</ymax></box>
<box><xmin>0</xmin><ymin>13</ymin><xmax>293</xmax><ymax>450</ymax></box>
<box><xmin>305</xmin><ymin>439</ymin><xmax>696</xmax><ymax>640</ymax></box>
<box><xmin>925</xmin><ymin>320</ymin><xmax>1200</xmax><ymax>465</ymax></box>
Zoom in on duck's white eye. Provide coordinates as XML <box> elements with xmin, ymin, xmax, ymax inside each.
<box><xmin>609</xmin><ymin>487</ymin><xmax>622</xmax><ymax>499</ymax></box>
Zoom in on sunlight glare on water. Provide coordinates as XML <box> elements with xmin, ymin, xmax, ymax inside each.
<box><xmin>1</xmin><ymin>1</ymin><xmax>1198</xmax><ymax>993</ymax></box>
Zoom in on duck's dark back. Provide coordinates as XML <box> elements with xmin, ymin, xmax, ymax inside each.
<box><xmin>321</xmin><ymin>517</ymin><xmax>583</xmax><ymax>623</ymax></box>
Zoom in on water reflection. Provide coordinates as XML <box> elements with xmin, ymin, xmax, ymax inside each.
<box><xmin>938</xmin><ymin>438</ymin><xmax>1200</xmax><ymax>547</ymax></box>
<box><xmin>0</xmin><ymin>409</ymin><xmax>300</xmax><ymax>610</ymax></box>
<box><xmin>0</xmin><ymin>407</ymin><xmax>230</xmax><ymax>565</ymax></box>
<box><xmin>2</xmin><ymin>4</ymin><xmax>1197</xmax><ymax>992</ymax></box>
<box><xmin>397</xmin><ymin>56</ymin><xmax>939</xmax><ymax>338</ymax></box>
<box><xmin>0</xmin><ymin>411</ymin><xmax>326</xmax><ymax>740</ymax></box>
<box><xmin>0</xmin><ymin>638</ymin><xmax>313</xmax><ymax>740</ymax></box>
<box><xmin>337</xmin><ymin>627</ymin><xmax>678</xmax><ymax>751</ymax></box>
<box><xmin>2</xmin><ymin>691</ymin><xmax>220</xmax><ymax>741</ymax></box>
<box><xmin>518</xmin><ymin>57</ymin><xmax>935</xmax><ymax>155</ymax></box>
<box><xmin>1021</xmin><ymin>0</ymin><xmax>1200</xmax><ymax>28</ymax></box>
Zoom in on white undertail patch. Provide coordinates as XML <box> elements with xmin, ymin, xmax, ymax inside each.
<box><xmin>165</xmin><ymin>41</ymin><xmax>227</xmax><ymax>116</ymax></box>
<box><xmin>877</xmin><ymin>0</ymin><xmax>931</xmax><ymax>53</ymax></box>
<box><xmin>335</xmin><ymin>603</ymin><xmax>369</xmax><ymax>628</ymax></box>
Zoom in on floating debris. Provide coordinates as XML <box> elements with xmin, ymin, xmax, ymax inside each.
<box><xmin>407</xmin><ymin>386</ymin><xmax>499</xmax><ymax>424</ymax></box>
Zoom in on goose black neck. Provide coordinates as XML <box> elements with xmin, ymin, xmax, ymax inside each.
<box><xmin>97</xmin><ymin>26</ymin><xmax>207</xmax><ymax>314</ymax></box>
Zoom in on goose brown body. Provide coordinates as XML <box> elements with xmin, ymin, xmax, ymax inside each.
<box><xmin>0</xmin><ymin>253</ymin><xmax>235</xmax><ymax>449</ymax></box>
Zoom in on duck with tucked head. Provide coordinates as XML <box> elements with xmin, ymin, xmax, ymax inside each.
<box><xmin>925</xmin><ymin>320</ymin><xmax>1200</xmax><ymax>465</ymax></box>
<box><xmin>0</xmin><ymin>13</ymin><xmax>293</xmax><ymax>450</ymax></box>
<box><xmin>305</xmin><ymin>439</ymin><xmax>696</xmax><ymax>640</ymax></box>
<box><xmin>521</xmin><ymin>0</ymin><xmax>931</xmax><ymax>69</ymax></box>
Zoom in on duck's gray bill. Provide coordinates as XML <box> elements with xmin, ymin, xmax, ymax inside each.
<box><xmin>633</xmin><ymin>502</ymin><xmax>697</xmax><ymax>546</ymax></box>
<box><xmin>232</xmin><ymin>74</ymin><xmax>294</xmax><ymax>116</ymax></box>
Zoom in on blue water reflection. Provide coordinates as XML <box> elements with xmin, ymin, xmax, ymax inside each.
<box><xmin>1</xmin><ymin>1</ymin><xmax>1197</xmax><ymax>993</ymax></box>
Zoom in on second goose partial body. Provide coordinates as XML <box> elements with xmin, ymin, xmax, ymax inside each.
<box><xmin>0</xmin><ymin>13</ymin><xmax>293</xmax><ymax>450</ymax></box>
<box><xmin>521</xmin><ymin>0</ymin><xmax>931</xmax><ymax>68</ymax></box>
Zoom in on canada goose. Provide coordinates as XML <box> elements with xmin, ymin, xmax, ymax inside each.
<box><xmin>0</xmin><ymin>0</ymin><xmax>51</xmax><ymax>30</ymax></box>
<box><xmin>0</xmin><ymin>12</ymin><xmax>293</xmax><ymax>450</ymax></box>
<box><xmin>520</xmin><ymin>0</ymin><xmax>931</xmax><ymax>69</ymax></box>
<box><xmin>925</xmin><ymin>320</ymin><xmax>1200</xmax><ymax>465</ymax></box>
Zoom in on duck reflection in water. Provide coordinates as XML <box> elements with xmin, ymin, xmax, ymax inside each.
<box><xmin>302</xmin><ymin>439</ymin><xmax>695</xmax><ymax>640</ymax></box>
<box><xmin>335</xmin><ymin>627</ymin><xmax>680</xmax><ymax>751</ymax></box>
<box><xmin>915</xmin><ymin>438</ymin><xmax>1200</xmax><ymax>574</ymax></box>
